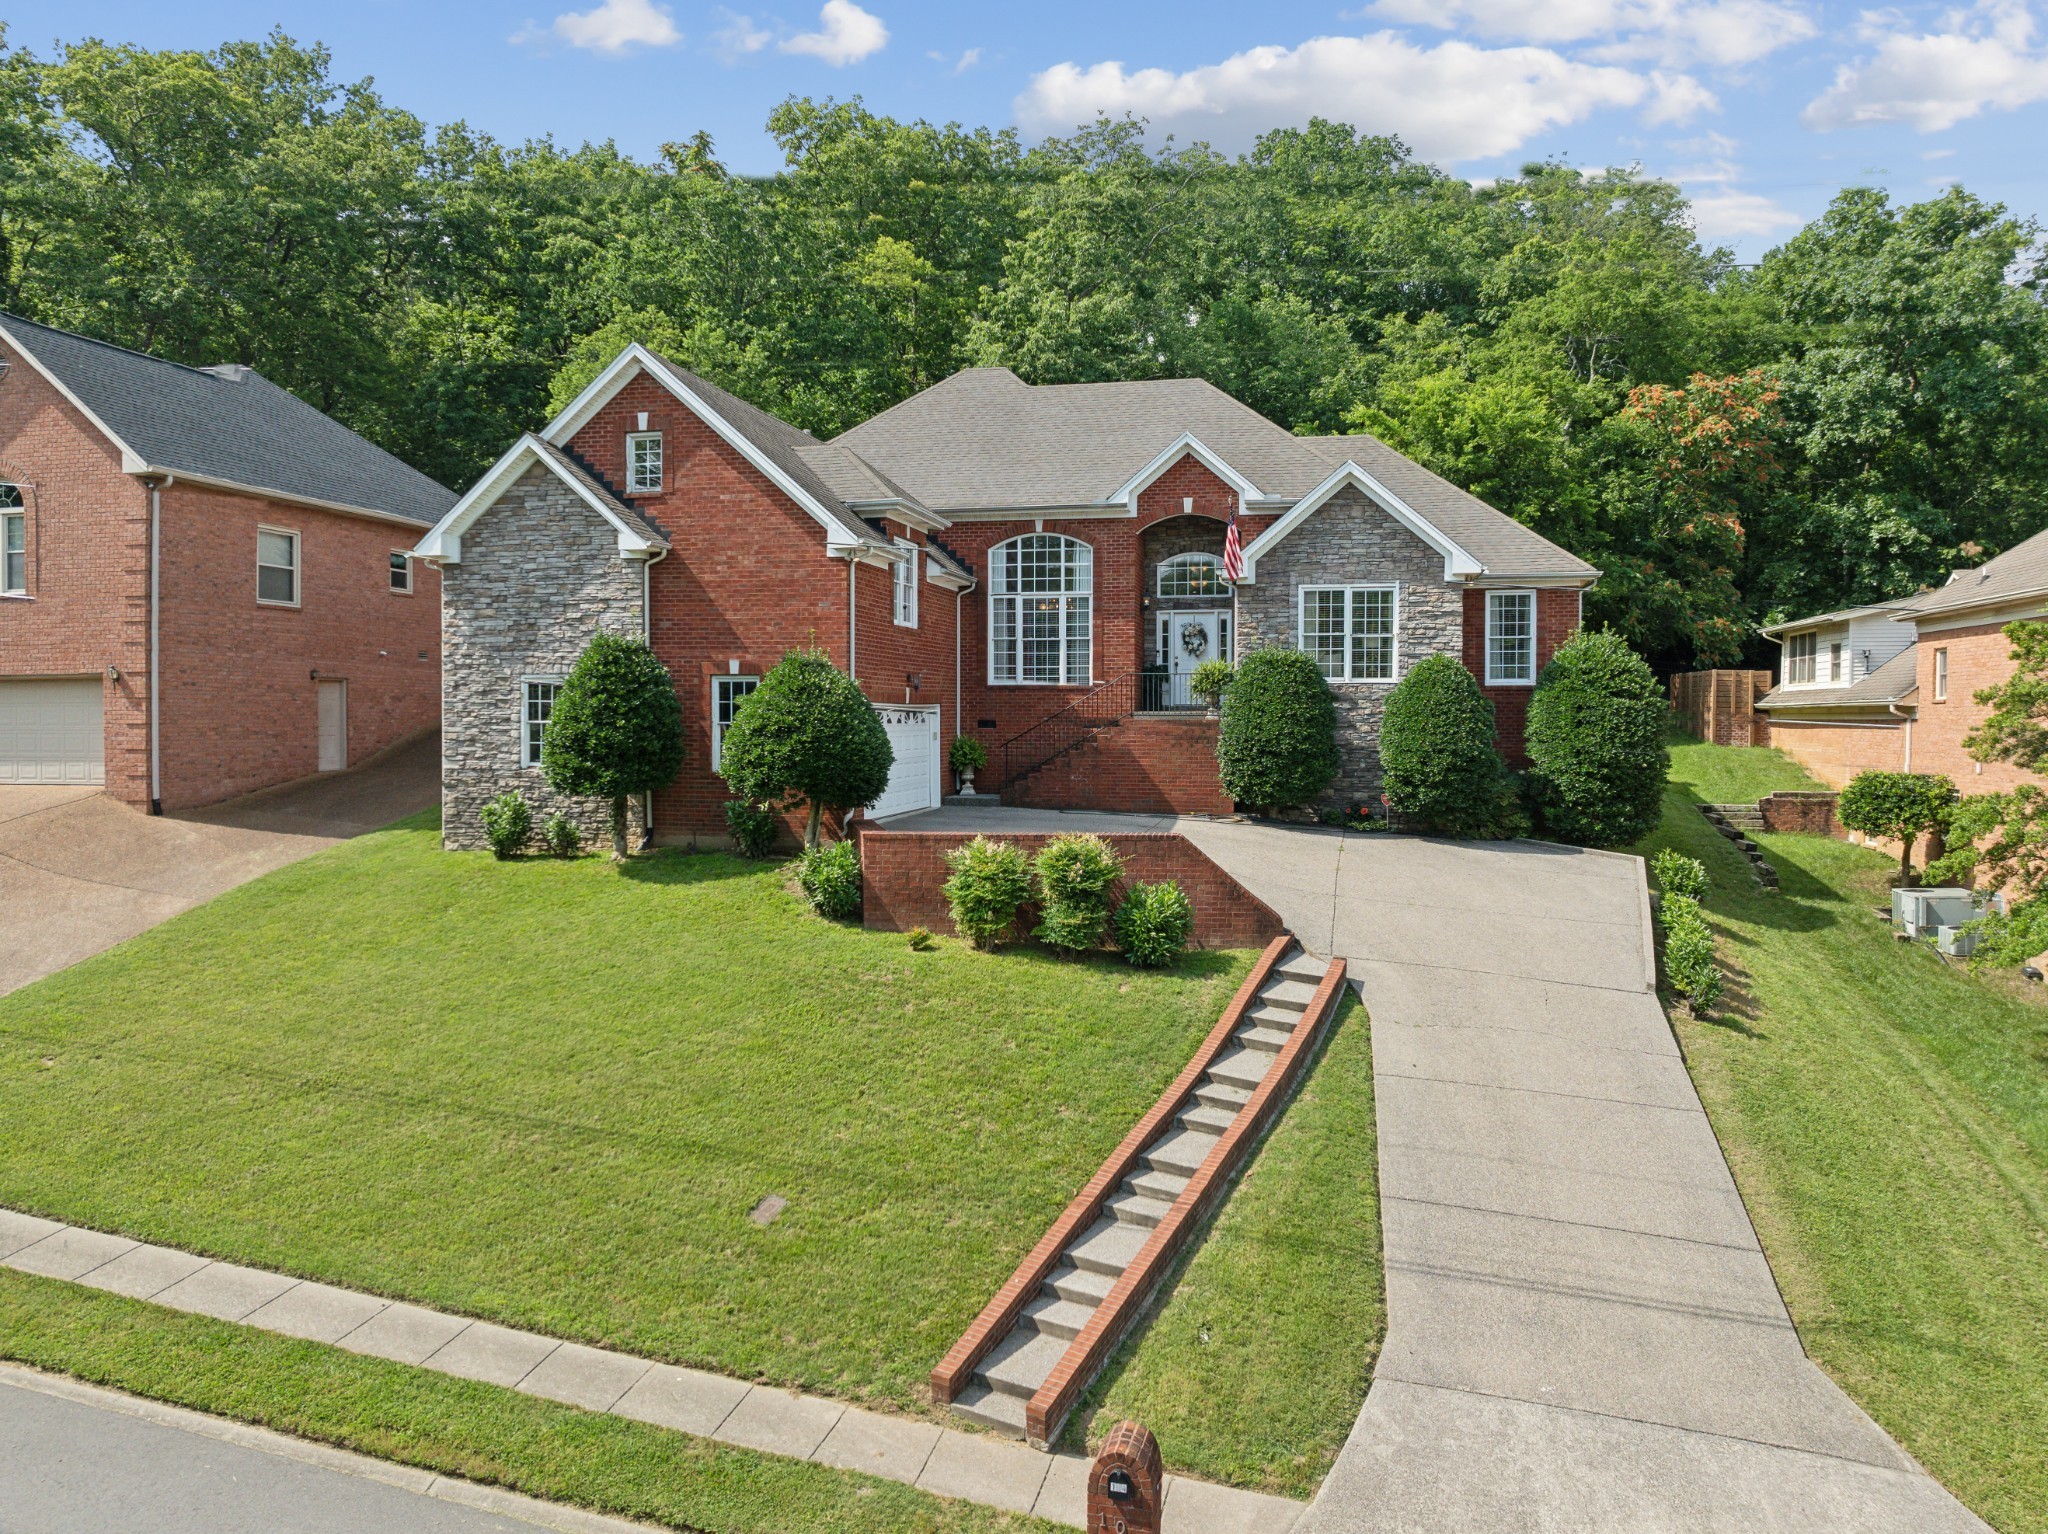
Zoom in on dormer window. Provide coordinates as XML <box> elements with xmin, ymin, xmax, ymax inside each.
<box><xmin>626</xmin><ymin>431</ymin><xmax>663</xmax><ymax>494</ymax></box>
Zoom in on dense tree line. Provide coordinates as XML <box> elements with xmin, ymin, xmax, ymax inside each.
<box><xmin>3</xmin><ymin>28</ymin><xmax>2044</xmax><ymax>671</ymax></box>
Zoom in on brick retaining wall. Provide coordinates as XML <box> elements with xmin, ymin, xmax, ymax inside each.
<box><xmin>1757</xmin><ymin>790</ymin><xmax>1840</xmax><ymax>836</ymax></box>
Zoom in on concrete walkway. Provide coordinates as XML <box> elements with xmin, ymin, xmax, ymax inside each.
<box><xmin>0</xmin><ymin>1208</ymin><xmax>1296</xmax><ymax>1534</ymax></box>
<box><xmin>0</xmin><ymin>732</ymin><xmax>438</xmax><ymax>997</ymax></box>
<box><xmin>888</xmin><ymin>808</ymin><xmax>1992</xmax><ymax>1533</ymax></box>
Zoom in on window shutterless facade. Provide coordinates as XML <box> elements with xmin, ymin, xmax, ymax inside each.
<box><xmin>989</xmin><ymin>533</ymin><xmax>1092</xmax><ymax>685</ymax></box>
<box><xmin>390</xmin><ymin>550</ymin><xmax>413</xmax><ymax>594</ymax></box>
<box><xmin>1299</xmin><ymin>584</ymin><xmax>1396</xmax><ymax>682</ymax></box>
<box><xmin>257</xmin><ymin>526</ymin><xmax>300</xmax><ymax>606</ymax></box>
<box><xmin>711</xmin><ymin>675</ymin><xmax>760</xmax><ymax>772</ymax></box>
<box><xmin>1157</xmin><ymin>552</ymin><xmax>1225</xmax><ymax>598</ymax></box>
<box><xmin>626</xmin><ymin>431</ymin><xmax>663</xmax><ymax>494</ymax></box>
<box><xmin>0</xmin><ymin>484</ymin><xmax>23</xmax><ymax>595</ymax></box>
<box><xmin>892</xmin><ymin>541</ymin><xmax>919</xmax><ymax>628</ymax></box>
<box><xmin>1484</xmin><ymin>590</ymin><xmax>1536</xmax><ymax>685</ymax></box>
<box><xmin>1829</xmin><ymin>641</ymin><xmax>1843</xmax><ymax>683</ymax></box>
<box><xmin>1934</xmin><ymin>648</ymin><xmax>1948</xmax><ymax>702</ymax></box>
<box><xmin>522</xmin><ymin>678</ymin><xmax>562</xmax><ymax>767</ymax></box>
<box><xmin>1784</xmin><ymin>631</ymin><xmax>1816</xmax><ymax>685</ymax></box>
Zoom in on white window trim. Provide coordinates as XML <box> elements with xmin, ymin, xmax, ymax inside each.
<box><xmin>257</xmin><ymin>524</ymin><xmax>301</xmax><ymax>609</ymax></box>
<box><xmin>987</xmin><ymin>533</ymin><xmax>1094</xmax><ymax>687</ymax></box>
<box><xmin>625</xmin><ymin>430</ymin><xmax>663</xmax><ymax>495</ymax></box>
<box><xmin>711</xmin><ymin>674</ymin><xmax>760</xmax><ymax>774</ymax></box>
<box><xmin>1157</xmin><ymin>551</ymin><xmax>1226</xmax><ymax>599</ymax></box>
<box><xmin>1484</xmin><ymin>588</ymin><xmax>1538</xmax><ymax>687</ymax></box>
<box><xmin>390</xmin><ymin>549</ymin><xmax>414</xmax><ymax>595</ymax></box>
<box><xmin>1783</xmin><ymin>631</ymin><xmax>1817</xmax><ymax>686</ymax></box>
<box><xmin>892</xmin><ymin>539</ymin><xmax>920</xmax><ymax>628</ymax></box>
<box><xmin>521</xmin><ymin>675</ymin><xmax>564</xmax><ymax>768</ymax></box>
<box><xmin>1933</xmin><ymin>647</ymin><xmax>1949</xmax><ymax>702</ymax></box>
<box><xmin>1298</xmin><ymin>583</ymin><xmax>1399</xmax><ymax>684</ymax></box>
<box><xmin>0</xmin><ymin>505</ymin><xmax>25</xmax><ymax>597</ymax></box>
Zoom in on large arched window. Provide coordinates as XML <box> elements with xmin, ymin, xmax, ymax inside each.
<box><xmin>989</xmin><ymin>533</ymin><xmax>1092</xmax><ymax>685</ymax></box>
<box><xmin>1157</xmin><ymin>552</ymin><xmax>1225</xmax><ymax>598</ymax></box>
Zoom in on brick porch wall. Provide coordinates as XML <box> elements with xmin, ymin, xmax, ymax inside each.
<box><xmin>1005</xmin><ymin>717</ymin><xmax>1231</xmax><ymax>815</ymax></box>
<box><xmin>1759</xmin><ymin>718</ymin><xmax>1908</xmax><ymax>789</ymax></box>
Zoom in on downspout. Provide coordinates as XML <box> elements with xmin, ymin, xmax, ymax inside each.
<box><xmin>148</xmin><ymin>476</ymin><xmax>169</xmax><ymax>815</ymax></box>
<box><xmin>1892</xmin><ymin>701</ymin><xmax>1913</xmax><ymax>772</ymax></box>
<box><xmin>955</xmin><ymin>587</ymin><xmax>963</xmax><ymax>747</ymax></box>
<box><xmin>639</xmin><ymin>546</ymin><xmax>668</xmax><ymax>850</ymax></box>
<box><xmin>848</xmin><ymin>558</ymin><xmax>858</xmax><ymax>679</ymax></box>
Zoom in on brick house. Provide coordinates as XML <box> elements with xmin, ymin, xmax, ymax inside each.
<box><xmin>416</xmin><ymin>346</ymin><xmax>1595</xmax><ymax>849</ymax></box>
<box><xmin>0</xmin><ymin>313</ymin><xmax>454</xmax><ymax>810</ymax></box>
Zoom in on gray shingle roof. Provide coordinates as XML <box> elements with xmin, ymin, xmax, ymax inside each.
<box><xmin>1903</xmin><ymin>523</ymin><xmax>2048</xmax><ymax>621</ymax></box>
<box><xmin>0</xmin><ymin>312</ymin><xmax>455</xmax><ymax>524</ymax></box>
<box><xmin>1757</xmin><ymin>645</ymin><xmax>1920</xmax><ymax>712</ymax></box>
<box><xmin>1758</xmin><ymin>601</ymin><xmax>1917</xmax><ymax>637</ymax></box>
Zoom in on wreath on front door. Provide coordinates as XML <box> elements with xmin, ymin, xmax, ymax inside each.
<box><xmin>1179</xmin><ymin>623</ymin><xmax>1209</xmax><ymax>659</ymax></box>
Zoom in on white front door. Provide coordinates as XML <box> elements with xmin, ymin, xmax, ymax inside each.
<box><xmin>1162</xmin><ymin>611</ymin><xmax>1226</xmax><ymax>707</ymax></box>
<box><xmin>317</xmin><ymin>680</ymin><xmax>347</xmax><ymax>772</ymax></box>
<box><xmin>869</xmin><ymin>705</ymin><xmax>941</xmax><ymax>819</ymax></box>
<box><xmin>0</xmin><ymin>678</ymin><xmax>104</xmax><ymax>785</ymax></box>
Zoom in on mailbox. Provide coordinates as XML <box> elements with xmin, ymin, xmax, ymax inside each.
<box><xmin>1088</xmin><ymin>1420</ymin><xmax>1163</xmax><ymax>1534</ymax></box>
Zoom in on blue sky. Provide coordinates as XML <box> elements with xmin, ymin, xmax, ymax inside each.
<box><xmin>12</xmin><ymin>0</ymin><xmax>2048</xmax><ymax>259</ymax></box>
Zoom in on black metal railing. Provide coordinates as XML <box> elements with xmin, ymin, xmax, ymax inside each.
<box><xmin>1000</xmin><ymin>672</ymin><xmax>1141</xmax><ymax>790</ymax></box>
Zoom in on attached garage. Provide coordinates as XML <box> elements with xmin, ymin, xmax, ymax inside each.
<box><xmin>0</xmin><ymin>677</ymin><xmax>105</xmax><ymax>786</ymax></box>
<box><xmin>869</xmin><ymin>704</ymin><xmax>941</xmax><ymax>820</ymax></box>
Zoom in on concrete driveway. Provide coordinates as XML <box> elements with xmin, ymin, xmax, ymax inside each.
<box><xmin>891</xmin><ymin>807</ymin><xmax>1989</xmax><ymax>1532</ymax></box>
<box><xmin>0</xmin><ymin>733</ymin><xmax>438</xmax><ymax>998</ymax></box>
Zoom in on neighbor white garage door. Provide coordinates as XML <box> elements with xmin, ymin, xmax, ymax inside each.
<box><xmin>869</xmin><ymin>705</ymin><xmax>941</xmax><ymax>819</ymax></box>
<box><xmin>0</xmin><ymin>677</ymin><xmax>105</xmax><ymax>786</ymax></box>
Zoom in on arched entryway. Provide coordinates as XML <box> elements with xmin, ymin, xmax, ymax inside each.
<box><xmin>1141</xmin><ymin>518</ymin><xmax>1231</xmax><ymax>709</ymax></box>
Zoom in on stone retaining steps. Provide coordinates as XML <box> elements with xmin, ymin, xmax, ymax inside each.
<box><xmin>952</xmin><ymin>949</ymin><xmax>1333</xmax><ymax>1438</ymax></box>
<box><xmin>1700</xmin><ymin>804</ymin><xmax>1780</xmax><ymax>889</ymax></box>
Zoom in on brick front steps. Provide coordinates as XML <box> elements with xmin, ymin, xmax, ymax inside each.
<box><xmin>933</xmin><ymin>934</ymin><xmax>1348</xmax><ymax>1446</ymax></box>
<box><xmin>1005</xmin><ymin>716</ymin><xmax>1231</xmax><ymax>816</ymax></box>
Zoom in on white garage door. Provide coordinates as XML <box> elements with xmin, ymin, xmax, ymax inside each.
<box><xmin>0</xmin><ymin>678</ymin><xmax>105</xmax><ymax>786</ymax></box>
<box><xmin>869</xmin><ymin>705</ymin><xmax>941</xmax><ymax>820</ymax></box>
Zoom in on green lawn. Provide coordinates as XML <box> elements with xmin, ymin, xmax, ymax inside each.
<box><xmin>0</xmin><ymin>812</ymin><xmax>1255</xmax><ymax>1419</ymax></box>
<box><xmin>1062</xmin><ymin>994</ymin><xmax>1381</xmax><ymax>1500</ymax></box>
<box><xmin>1642</xmin><ymin>733</ymin><xmax>2048</xmax><ymax>1533</ymax></box>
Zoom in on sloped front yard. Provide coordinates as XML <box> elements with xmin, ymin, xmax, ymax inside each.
<box><xmin>0</xmin><ymin>813</ymin><xmax>1254</xmax><ymax>1416</ymax></box>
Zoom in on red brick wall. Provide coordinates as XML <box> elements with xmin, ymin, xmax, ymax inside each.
<box><xmin>154</xmin><ymin>482</ymin><xmax>441</xmax><ymax>808</ymax></box>
<box><xmin>856</xmin><ymin>828</ymin><xmax>1285</xmax><ymax>948</ymax></box>
<box><xmin>1912</xmin><ymin>622</ymin><xmax>2046</xmax><ymax>794</ymax></box>
<box><xmin>1006</xmin><ymin>717</ymin><xmax>1231</xmax><ymax>814</ymax></box>
<box><xmin>1761</xmin><ymin>718</ymin><xmax>1909</xmax><ymax>789</ymax></box>
<box><xmin>1461</xmin><ymin>586</ymin><xmax>1582</xmax><ymax>765</ymax></box>
<box><xmin>1757</xmin><ymin>791</ymin><xmax>1840</xmax><ymax>835</ymax></box>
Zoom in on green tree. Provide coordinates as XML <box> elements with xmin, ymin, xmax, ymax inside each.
<box><xmin>542</xmin><ymin>633</ymin><xmax>685</xmax><ymax>861</ymax></box>
<box><xmin>1379</xmin><ymin>655</ymin><xmax>1507</xmax><ymax>835</ymax></box>
<box><xmin>1838</xmin><ymin>771</ymin><xmax>1956</xmax><ymax>885</ymax></box>
<box><xmin>1928</xmin><ymin>621</ymin><xmax>2048</xmax><ymax>895</ymax></box>
<box><xmin>1216</xmin><ymin>647</ymin><xmax>1340</xmax><ymax>814</ymax></box>
<box><xmin>1526</xmin><ymin>631</ymin><xmax>1668</xmax><ymax>847</ymax></box>
<box><xmin>717</xmin><ymin>648</ymin><xmax>892</xmax><ymax>850</ymax></box>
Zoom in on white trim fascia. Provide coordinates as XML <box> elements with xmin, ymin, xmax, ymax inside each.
<box><xmin>925</xmin><ymin>566</ymin><xmax>975</xmax><ymax>592</ymax></box>
<box><xmin>1462</xmin><ymin>573</ymin><xmax>1597</xmax><ymax>589</ymax></box>
<box><xmin>414</xmin><ymin>435</ymin><xmax>664</xmax><ymax>564</ymax></box>
<box><xmin>1238</xmin><ymin>462</ymin><xmax>1482</xmax><ymax>583</ymax></box>
<box><xmin>940</xmin><ymin>505</ymin><xmax>1135</xmax><ymax>523</ymax></box>
<box><xmin>147</xmin><ymin>464</ymin><xmax>433</xmax><ymax>529</ymax></box>
<box><xmin>1109</xmin><ymin>432</ymin><xmax>1263</xmax><ymax>511</ymax></box>
<box><xmin>1908</xmin><ymin>593</ymin><xmax>2048</xmax><ymax>634</ymax></box>
<box><xmin>541</xmin><ymin>344</ymin><xmax>871</xmax><ymax>555</ymax></box>
<box><xmin>845</xmin><ymin>497</ymin><xmax>950</xmax><ymax>534</ymax></box>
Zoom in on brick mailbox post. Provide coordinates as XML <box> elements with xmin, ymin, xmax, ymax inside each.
<box><xmin>1088</xmin><ymin>1420</ymin><xmax>1163</xmax><ymax>1534</ymax></box>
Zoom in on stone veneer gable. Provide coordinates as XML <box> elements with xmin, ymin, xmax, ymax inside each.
<box><xmin>440</xmin><ymin>461</ymin><xmax>648</xmax><ymax>850</ymax></box>
<box><xmin>1232</xmin><ymin>485</ymin><xmax>1462</xmax><ymax>803</ymax></box>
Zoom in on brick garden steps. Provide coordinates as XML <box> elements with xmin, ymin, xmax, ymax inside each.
<box><xmin>1001</xmin><ymin>715</ymin><xmax>1232</xmax><ymax>816</ymax></box>
<box><xmin>934</xmin><ymin>936</ymin><xmax>1348</xmax><ymax>1445</ymax></box>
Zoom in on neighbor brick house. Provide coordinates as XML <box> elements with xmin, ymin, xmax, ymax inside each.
<box><xmin>416</xmin><ymin>346</ymin><xmax>1595</xmax><ymax>848</ymax></box>
<box><xmin>0</xmin><ymin>315</ymin><xmax>454</xmax><ymax>810</ymax></box>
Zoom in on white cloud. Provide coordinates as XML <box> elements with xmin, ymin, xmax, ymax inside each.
<box><xmin>1642</xmin><ymin>70</ymin><xmax>1719</xmax><ymax>122</ymax></box>
<box><xmin>1804</xmin><ymin>0</ymin><xmax>2048</xmax><ymax>130</ymax></box>
<box><xmin>780</xmin><ymin>0</ymin><xmax>888</xmax><ymax>65</ymax></box>
<box><xmin>536</xmin><ymin>0</ymin><xmax>682</xmax><ymax>54</ymax></box>
<box><xmin>1364</xmin><ymin>0</ymin><xmax>1815</xmax><ymax>65</ymax></box>
<box><xmin>1015</xmin><ymin>31</ymin><xmax>1654</xmax><ymax>162</ymax></box>
<box><xmin>927</xmin><ymin>45</ymin><xmax>982</xmax><ymax>73</ymax></box>
<box><xmin>710</xmin><ymin>9</ymin><xmax>771</xmax><ymax>59</ymax></box>
<box><xmin>1689</xmin><ymin>186</ymin><xmax>1806</xmax><ymax>236</ymax></box>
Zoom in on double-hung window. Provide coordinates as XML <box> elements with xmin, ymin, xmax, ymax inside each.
<box><xmin>1485</xmin><ymin>590</ymin><xmax>1537</xmax><ymax>685</ymax></box>
<box><xmin>626</xmin><ymin>431</ymin><xmax>663</xmax><ymax>494</ymax></box>
<box><xmin>1300</xmin><ymin>585</ymin><xmax>1396</xmax><ymax>682</ymax></box>
<box><xmin>1934</xmin><ymin>648</ymin><xmax>1949</xmax><ymax>702</ymax></box>
<box><xmin>0</xmin><ymin>484</ymin><xmax>23</xmax><ymax>596</ymax></box>
<box><xmin>1829</xmin><ymin>641</ymin><xmax>1844</xmax><ymax>683</ymax></box>
<box><xmin>257</xmin><ymin>526</ymin><xmax>299</xmax><ymax>606</ymax></box>
<box><xmin>1785</xmin><ymin>631</ymin><xmax>1816</xmax><ymax>685</ymax></box>
<box><xmin>390</xmin><ymin>550</ymin><xmax>413</xmax><ymax>594</ymax></box>
<box><xmin>712</xmin><ymin>675</ymin><xmax>760</xmax><ymax>772</ymax></box>
<box><xmin>990</xmin><ymin>534</ymin><xmax>1092</xmax><ymax>686</ymax></box>
<box><xmin>523</xmin><ymin>678</ymin><xmax>562</xmax><ymax>767</ymax></box>
<box><xmin>892</xmin><ymin>541</ymin><xmax>919</xmax><ymax>628</ymax></box>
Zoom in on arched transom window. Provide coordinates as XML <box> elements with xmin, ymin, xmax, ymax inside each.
<box><xmin>989</xmin><ymin>533</ymin><xmax>1092</xmax><ymax>685</ymax></box>
<box><xmin>1157</xmin><ymin>552</ymin><xmax>1225</xmax><ymax>598</ymax></box>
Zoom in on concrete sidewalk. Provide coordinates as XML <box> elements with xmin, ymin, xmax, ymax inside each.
<box><xmin>890</xmin><ymin>808</ymin><xmax>1992</xmax><ymax>1532</ymax></box>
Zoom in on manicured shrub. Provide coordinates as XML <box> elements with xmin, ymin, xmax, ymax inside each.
<box><xmin>1659</xmin><ymin>893</ymin><xmax>1722</xmax><ymax>1016</ymax></box>
<box><xmin>1838</xmin><ymin>770</ymin><xmax>1956</xmax><ymax>885</ymax></box>
<box><xmin>1379</xmin><ymin>655</ymin><xmax>1509</xmax><ymax>836</ymax></box>
<box><xmin>1525</xmin><ymin>630</ymin><xmax>1668</xmax><ymax>847</ymax></box>
<box><xmin>796</xmin><ymin>840</ymin><xmax>862</xmax><ymax>920</ymax></box>
<box><xmin>542</xmin><ymin>811</ymin><xmax>582</xmax><ymax>858</ymax></box>
<box><xmin>479</xmin><ymin>792</ymin><xmax>532</xmax><ymax>859</ymax></box>
<box><xmin>1190</xmin><ymin>658</ymin><xmax>1236</xmax><ymax>709</ymax></box>
<box><xmin>941</xmin><ymin>836</ymin><xmax>1033</xmax><ymax>949</ymax></box>
<box><xmin>724</xmin><ymin>800</ymin><xmax>781</xmax><ymax>859</ymax></box>
<box><xmin>1115</xmin><ymin>880</ymin><xmax>1195</xmax><ymax>967</ymax></box>
<box><xmin>1651</xmin><ymin>848</ymin><xmax>1708</xmax><ymax>902</ymax></box>
<box><xmin>1216</xmin><ymin>647</ymin><xmax>1340</xmax><ymax>814</ymax></box>
<box><xmin>719</xmin><ymin>648</ymin><xmax>893</xmax><ymax>850</ymax></box>
<box><xmin>542</xmin><ymin>632</ymin><xmax>685</xmax><ymax>860</ymax></box>
<box><xmin>947</xmin><ymin>735</ymin><xmax>988</xmax><ymax>786</ymax></box>
<box><xmin>1032</xmin><ymin>833</ymin><xmax>1124</xmax><ymax>954</ymax></box>
<box><xmin>1962</xmin><ymin>896</ymin><xmax>2048</xmax><ymax>971</ymax></box>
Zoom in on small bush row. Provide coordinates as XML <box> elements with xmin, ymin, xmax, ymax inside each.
<box><xmin>1653</xmin><ymin>849</ymin><xmax>1719</xmax><ymax>1015</ymax></box>
<box><xmin>479</xmin><ymin>792</ymin><xmax>583</xmax><ymax>859</ymax></box>
<box><xmin>940</xmin><ymin>834</ymin><xmax>1193</xmax><ymax>966</ymax></box>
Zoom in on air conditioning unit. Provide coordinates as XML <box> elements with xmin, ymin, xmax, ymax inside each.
<box><xmin>1893</xmin><ymin>887</ymin><xmax>2003</xmax><ymax>940</ymax></box>
<box><xmin>1936</xmin><ymin>925</ymin><xmax>1980</xmax><ymax>958</ymax></box>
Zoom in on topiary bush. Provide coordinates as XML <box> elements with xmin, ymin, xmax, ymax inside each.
<box><xmin>1525</xmin><ymin>630</ymin><xmax>1668</xmax><ymax>847</ymax></box>
<box><xmin>1032</xmin><ymin>833</ymin><xmax>1124</xmax><ymax>954</ymax></box>
<box><xmin>1379</xmin><ymin>655</ymin><xmax>1510</xmax><ymax>836</ymax></box>
<box><xmin>1115</xmin><ymin>880</ymin><xmax>1195</xmax><ymax>967</ymax></box>
<box><xmin>1659</xmin><ymin>893</ymin><xmax>1722</xmax><ymax>1016</ymax></box>
<box><xmin>541</xmin><ymin>632</ymin><xmax>685</xmax><ymax>861</ymax></box>
<box><xmin>1838</xmin><ymin>770</ymin><xmax>1956</xmax><ymax>885</ymax></box>
<box><xmin>542</xmin><ymin>811</ymin><xmax>582</xmax><ymax>858</ymax></box>
<box><xmin>719</xmin><ymin>648</ymin><xmax>893</xmax><ymax>850</ymax></box>
<box><xmin>941</xmin><ymin>836</ymin><xmax>1033</xmax><ymax>949</ymax></box>
<box><xmin>479</xmin><ymin>792</ymin><xmax>532</xmax><ymax>859</ymax></box>
<box><xmin>796</xmin><ymin>840</ymin><xmax>862</xmax><ymax>920</ymax></box>
<box><xmin>1216</xmin><ymin>647</ymin><xmax>1340</xmax><ymax>814</ymax></box>
<box><xmin>1651</xmin><ymin>848</ymin><xmax>1708</xmax><ymax>902</ymax></box>
<box><xmin>724</xmin><ymin>799</ymin><xmax>781</xmax><ymax>859</ymax></box>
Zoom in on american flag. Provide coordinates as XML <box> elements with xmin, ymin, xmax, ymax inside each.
<box><xmin>1222</xmin><ymin>499</ymin><xmax>1244</xmax><ymax>582</ymax></box>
